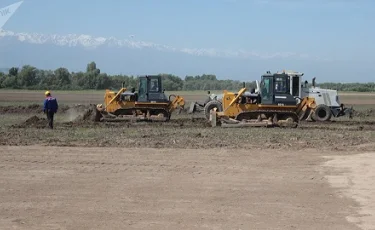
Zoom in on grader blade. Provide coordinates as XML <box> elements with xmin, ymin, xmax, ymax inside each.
<box><xmin>100</xmin><ymin>115</ymin><xmax>168</xmax><ymax>122</ymax></box>
<box><xmin>220</xmin><ymin>119</ymin><xmax>273</xmax><ymax>128</ymax></box>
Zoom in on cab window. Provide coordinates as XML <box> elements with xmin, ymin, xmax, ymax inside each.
<box><xmin>275</xmin><ymin>76</ymin><xmax>288</xmax><ymax>94</ymax></box>
<box><xmin>261</xmin><ymin>78</ymin><xmax>271</xmax><ymax>99</ymax></box>
<box><xmin>138</xmin><ymin>77</ymin><xmax>147</xmax><ymax>100</ymax></box>
<box><xmin>150</xmin><ymin>79</ymin><xmax>160</xmax><ymax>92</ymax></box>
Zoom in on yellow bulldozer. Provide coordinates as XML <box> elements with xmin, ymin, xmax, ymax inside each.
<box><xmin>94</xmin><ymin>75</ymin><xmax>185</xmax><ymax>122</ymax></box>
<box><xmin>208</xmin><ymin>72</ymin><xmax>317</xmax><ymax>128</ymax></box>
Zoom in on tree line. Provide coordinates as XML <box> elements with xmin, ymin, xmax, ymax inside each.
<box><xmin>0</xmin><ymin>62</ymin><xmax>374</xmax><ymax>92</ymax></box>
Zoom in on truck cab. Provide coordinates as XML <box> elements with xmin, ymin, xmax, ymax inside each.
<box><xmin>265</xmin><ymin>70</ymin><xmax>352</xmax><ymax>120</ymax></box>
<box><xmin>137</xmin><ymin>75</ymin><xmax>169</xmax><ymax>103</ymax></box>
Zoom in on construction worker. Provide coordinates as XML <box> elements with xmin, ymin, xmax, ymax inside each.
<box><xmin>43</xmin><ymin>91</ymin><xmax>58</xmax><ymax>129</ymax></box>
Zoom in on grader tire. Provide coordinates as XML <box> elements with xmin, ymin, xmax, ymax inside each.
<box><xmin>313</xmin><ymin>104</ymin><xmax>332</xmax><ymax>122</ymax></box>
<box><xmin>204</xmin><ymin>100</ymin><xmax>223</xmax><ymax>120</ymax></box>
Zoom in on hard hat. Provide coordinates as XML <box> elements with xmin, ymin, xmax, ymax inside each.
<box><xmin>45</xmin><ymin>91</ymin><xmax>50</xmax><ymax>96</ymax></box>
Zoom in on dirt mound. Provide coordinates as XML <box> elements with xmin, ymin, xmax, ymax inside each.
<box><xmin>353</xmin><ymin>108</ymin><xmax>375</xmax><ymax>118</ymax></box>
<box><xmin>70</xmin><ymin>104</ymin><xmax>98</xmax><ymax>123</ymax></box>
<box><xmin>11</xmin><ymin>115</ymin><xmax>48</xmax><ymax>129</ymax></box>
<box><xmin>62</xmin><ymin>104</ymin><xmax>96</xmax><ymax>122</ymax></box>
<box><xmin>7</xmin><ymin>104</ymin><xmax>99</xmax><ymax>129</ymax></box>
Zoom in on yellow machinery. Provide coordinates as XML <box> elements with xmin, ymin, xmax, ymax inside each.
<box><xmin>208</xmin><ymin>73</ymin><xmax>317</xmax><ymax>128</ymax></box>
<box><xmin>94</xmin><ymin>75</ymin><xmax>185</xmax><ymax>122</ymax></box>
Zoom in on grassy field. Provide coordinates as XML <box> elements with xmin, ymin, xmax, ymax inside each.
<box><xmin>0</xmin><ymin>89</ymin><xmax>375</xmax><ymax>229</ymax></box>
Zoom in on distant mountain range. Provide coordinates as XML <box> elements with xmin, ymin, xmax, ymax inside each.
<box><xmin>0</xmin><ymin>30</ymin><xmax>374</xmax><ymax>82</ymax></box>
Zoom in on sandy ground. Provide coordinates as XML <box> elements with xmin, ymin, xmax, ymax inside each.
<box><xmin>0</xmin><ymin>146</ymin><xmax>368</xmax><ymax>230</ymax></box>
<box><xmin>322</xmin><ymin>148</ymin><xmax>375</xmax><ymax>230</ymax></box>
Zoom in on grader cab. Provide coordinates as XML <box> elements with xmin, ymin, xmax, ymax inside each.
<box><xmin>94</xmin><ymin>75</ymin><xmax>185</xmax><ymax>122</ymax></box>
<box><xmin>209</xmin><ymin>72</ymin><xmax>317</xmax><ymax>128</ymax></box>
<box><xmin>273</xmin><ymin>70</ymin><xmax>353</xmax><ymax>121</ymax></box>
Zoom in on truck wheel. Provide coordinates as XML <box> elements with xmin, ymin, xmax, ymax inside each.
<box><xmin>204</xmin><ymin>100</ymin><xmax>223</xmax><ymax>120</ymax></box>
<box><xmin>314</xmin><ymin>104</ymin><xmax>332</xmax><ymax>122</ymax></box>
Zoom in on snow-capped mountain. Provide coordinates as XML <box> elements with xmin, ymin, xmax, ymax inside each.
<box><xmin>1</xmin><ymin>30</ymin><xmax>306</xmax><ymax>78</ymax></box>
<box><xmin>1</xmin><ymin>30</ymin><xmax>373</xmax><ymax>82</ymax></box>
<box><xmin>0</xmin><ymin>30</ymin><xmax>307</xmax><ymax>59</ymax></box>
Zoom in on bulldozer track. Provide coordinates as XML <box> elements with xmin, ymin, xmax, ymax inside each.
<box><xmin>235</xmin><ymin>109</ymin><xmax>299</xmax><ymax>122</ymax></box>
<box><xmin>100</xmin><ymin>107</ymin><xmax>172</xmax><ymax>122</ymax></box>
<box><xmin>231</xmin><ymin>109</ymin><xmax>300</xmax><ymax>128</ymax></box>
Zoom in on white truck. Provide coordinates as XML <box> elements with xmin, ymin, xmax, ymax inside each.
<box><xmin>276</xmin><ymin>70</ymin><xmax>353</xmax><ymax>121</ymax></box>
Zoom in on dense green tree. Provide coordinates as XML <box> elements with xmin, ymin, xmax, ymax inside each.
<box><xmin>8</xmin><ymin>67</ymin><xmax>18</xmax><ymax>76</ymax></box>
<box><xmin>0</xmin><ymin>62</ymin><xmax>373</xmax><ymax>92</ymax></box>
<box><xmin>55</xmin><ymin>67</ymin><xmax>71</xmax><ymax>87</ymax></box>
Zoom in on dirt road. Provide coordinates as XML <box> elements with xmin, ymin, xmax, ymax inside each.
<box><xmin>0</xmin><ymin>146</ymin><xmax>367</xmax><ymax>230</ymax></box>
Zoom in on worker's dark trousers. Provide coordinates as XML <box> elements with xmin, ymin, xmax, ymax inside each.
<box><xmin>46</xmin><ymin>111</ymin><xmax>55</xmax><ymax>129</ymax></box>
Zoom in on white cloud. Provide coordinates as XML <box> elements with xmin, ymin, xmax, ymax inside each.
<box><xmin>0</xmin><ymin>30</ymin><xmax>321</xmax><ymax>61</ymax></box>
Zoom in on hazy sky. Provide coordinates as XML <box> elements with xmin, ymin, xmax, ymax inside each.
<box><xmin>1</xmin><ymin>0</ymin><xmax>375</xmax><ymax>81</ymax></box>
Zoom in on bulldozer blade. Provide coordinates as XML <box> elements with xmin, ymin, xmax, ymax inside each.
<box><xmin>221</xmin><ymin>118</ymin><xmax>242</xmax><ymax>124</ymax></box>
<box><xmin>220</xmin><ymin>119</ymin><xmax>273</xmax><ymax>128</ymax></box>
<box><xmin>188</xmin><ymin>102</ymin><xmax>196</xmax><ymax>114</ymax></box>
<box><xmin>100</xmin><ymin>115</ymin><xmax>168</xmax><ymax>122</ymax></box>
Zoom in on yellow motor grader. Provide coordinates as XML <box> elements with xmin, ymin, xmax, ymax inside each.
<box><xmin>94</xmin><ymin>75</ymin><xmax>185</xmax><ymax>122</ymax></box>
<box><xmin>208</xmin><ymin>72</ymin><xmax>317</xmax><ymax>128</ymax></box>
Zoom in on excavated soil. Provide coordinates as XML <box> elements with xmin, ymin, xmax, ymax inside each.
<box><xmin>6</xmin><ymin>103</ymin><xmax>208</xmax><ymax>129</ymax></box>
<box><xmin>1</xmin><ymin>103</ymin><xmax>375</xmax><ymax>151</ymax></box>
<box><xmin>14</xmin><ymin>115</ymin><xmax>48</xmax><ymax>129</ymax></box>
<box><xmin>352</xmin><ymin>108</ymin><xmax>375</xmax><ymax>118</ymax></box>
<box><xmin>9</xmin><ymin>109</ymin><xmax>375</xmax><ymax>131</ymax></box>
<box><xmin>8</xmin><ymin>104</ymin><xmax>97</xmax><ymax>128</ymax></box>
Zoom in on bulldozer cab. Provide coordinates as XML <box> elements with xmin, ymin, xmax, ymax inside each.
<box><xmin>259</xmin><ymin>72</ymin><xmax>300</xmax><ymax>106</ymax></box>
<box><xmin>137</xmin><ymin>75</ymin><xmax>169</xmax><ymax>103</ymax></box>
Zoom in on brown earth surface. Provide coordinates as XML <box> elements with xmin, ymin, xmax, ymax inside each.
<box><xmin>0</xmin><ymin>145</ymin><xmax>372</xmax><ymax>230</ymax></box>
<box><xmin>0</xmin><ymin>90</ymin><xmax>375</xmax><ymax>229</ymax></box>
<box><xmin>0</xmin><ymin>102</ymin><xmax>375</xmax><ymax>151</ymax></box>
